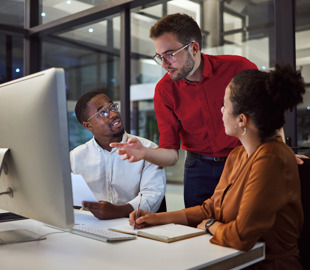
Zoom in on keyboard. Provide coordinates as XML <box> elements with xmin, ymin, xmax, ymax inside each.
<box><xmin>72</xmin><ymin>224</ymin><xmax>136</xmax><ymax>242</ymax></box>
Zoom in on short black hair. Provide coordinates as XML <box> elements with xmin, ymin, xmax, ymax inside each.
<box><xmin>75</xmin><ymin>91</ymin><xmax>109</xmax><ymax>124</ymax></box>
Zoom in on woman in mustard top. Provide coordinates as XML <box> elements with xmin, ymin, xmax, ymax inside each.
<box><xmin>129</xmin><ymin>64</ymin><xmax>305</xmax><ymax>269</ymax></box>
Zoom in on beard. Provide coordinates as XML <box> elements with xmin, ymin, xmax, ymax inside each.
<box><xmin>109</xmin><ymin>115</ymin><xmax>125</xmax><ymax>138</ymax></box>
<box><xmin>112</xmin><ymin>127</ymin><xmax>125</xmax><ymax>138</ymax></box>
<box><xmin>170</xmin><ymin>52</ymin><xmax>195</xmax><ymax>81</ymax></box>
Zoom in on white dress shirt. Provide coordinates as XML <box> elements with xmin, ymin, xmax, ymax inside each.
<box><xmin>70</xmin><ymin>132</ymin><xmax>166</xmax><ymax>212</ymax></box>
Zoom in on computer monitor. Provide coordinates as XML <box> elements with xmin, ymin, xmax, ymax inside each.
<box><xmin>0</xmin><ymin>68</ymin><xmax>74</xmax><ymax>243</ymax></box>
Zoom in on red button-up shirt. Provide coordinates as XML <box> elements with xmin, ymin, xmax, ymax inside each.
<box><xmin>154</xmin><ymin>53</ymin><xmax>257</xmax><ymax>157</ymax></box>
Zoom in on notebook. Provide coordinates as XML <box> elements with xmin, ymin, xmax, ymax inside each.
<box><xmin>109</xmin><ymin>223</ymin><xmax>206</xmax><ymax>243</ymax></box>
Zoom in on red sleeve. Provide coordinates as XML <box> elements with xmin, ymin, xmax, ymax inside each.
<box><xmin>154</xmin><ymin>78</ymin><xmax>181</xmax><ymax>149</ymax></box>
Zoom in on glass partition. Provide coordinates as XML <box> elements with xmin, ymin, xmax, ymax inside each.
<box><xmin>39</xmin><ymin>0</ymin><xmax>111</xmax><ymax>24</ymax></box>
<box><xmin>0</xmin><ymin>35</ymin><xmax>23</xmax><ymax>84</ymax></box>
<box><xmin>296</xmin><ymin>0</ymin><xmax>310</xmax><ymax>157</ymax></box>
<box><xmin>41</xmin><ymin>14</ymin><xmax>121</xmax><ymax>150</ymax></box>
<box><xmin>0</xmin><ymin>0</ymin><xmax>24</xmax><ymax>27</ymax></box>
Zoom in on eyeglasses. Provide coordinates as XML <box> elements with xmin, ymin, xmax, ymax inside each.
<box><xmin>152</xmin><ymin>42</ymin><xmax>193</xmax><ymax>65</ymax></box>
<box><xmin>87</xmin><ymin>103</ymin><xmax>119</xmax><ymax>121</ymax></box>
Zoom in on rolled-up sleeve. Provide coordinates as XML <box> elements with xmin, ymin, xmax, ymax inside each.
<box><xmin>128</xmin><ymin>159</ymin><xmax>166</xmax><ymax>213</ymax></box>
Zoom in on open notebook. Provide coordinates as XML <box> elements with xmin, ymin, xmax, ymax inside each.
<box><xmin>109</xmin><ymin>223</ymin><xmax>206</xmax><ymax>243</ymax></box>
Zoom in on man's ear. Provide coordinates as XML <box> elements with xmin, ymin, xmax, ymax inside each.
<box><xmin>83</xmin><ymin>121</ymin><xmax>92</xmax><ymax>131</ymax></box>
<box><xmin>191</xmin><ymin>41</ymin><xmax>200</xmax><ymax>56</ymax></box>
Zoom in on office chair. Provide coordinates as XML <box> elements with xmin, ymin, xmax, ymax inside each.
<box><xmin>156</xmin><ymin>196</ymin><xmax>167</xmax><ymax>213</ymax></box>
<box><xmin>298</xmin><ymin>158</ymin><xmax>310</xmax><ymax>269</ymax></box>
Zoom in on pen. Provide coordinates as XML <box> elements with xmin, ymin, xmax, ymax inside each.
<box><xmin>134</xmin><ymin>193</ymin><xmax>143</xmax><ymax>230</ymax></box>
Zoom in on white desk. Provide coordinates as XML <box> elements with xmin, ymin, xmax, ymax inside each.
<box><xmin>0</xmin><ymin>211</ymin><xmax>265</xmax><ymax>270</ymax></box>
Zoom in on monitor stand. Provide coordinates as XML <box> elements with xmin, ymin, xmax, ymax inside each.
<box><xmin>0</xmin><ymin>229</ymin><xmax>46</xmax><ymax>245</ymax></box>
<box><xmin>0</xmin><ymin>148</ymin><xmax>46</xmax><ymax>245</ymax></box>
<box><xmin>0</xmin><ymin>212</ymin><xmax>46</xmax><ymax>245</ymax></box>
<box><xmin>0</xmin><ymin>148</ymin><xmax>9</xmax><ymax>176</ymax></box>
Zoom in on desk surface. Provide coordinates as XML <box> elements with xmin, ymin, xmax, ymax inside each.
<box><xmin>0</xmin><ymin>211</ymin><xmax>265</xmax><ymax>270</ymax></box>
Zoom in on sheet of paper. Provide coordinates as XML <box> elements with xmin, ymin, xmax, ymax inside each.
<box><xmin>71</xmin><ymin>173</ymin><xmax>98</xmax><ymax>206</ymax></box>
<box><xmin>74</xmin><ymin>209</ymin><xmax>129</xmax><ymax>228</ymax></box>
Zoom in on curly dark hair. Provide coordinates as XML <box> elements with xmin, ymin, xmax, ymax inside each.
<box><xmin>75</xmin><ymin>91</ymin><xmax>110</xmax><ymax>124</ymax></box>
<box><xmin>230</xmin><ymin>64</ymin><xmax>305</xmax><ymax>142</ymax></box>
<box><xmin>150</xmin><ymin>13</ymin><xmax>202</xmax><ymax>50</ymax></box>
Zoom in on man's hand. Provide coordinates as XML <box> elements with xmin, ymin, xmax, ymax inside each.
<box><xmin>296</xmin><ymin>154</ymin><xmax>309</xmax><ymax>165</ymax></box>
<box><xmin>110</xmin><ymin>137</ymin><xmax>147</xmax><ymax>162</ymax></box>
<box><xmin>82</xmin><ymin>201</ymin><xmax>134</xmax><ymax>220</ymax></box>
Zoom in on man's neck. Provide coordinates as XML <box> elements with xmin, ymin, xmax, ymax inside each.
<box><xmin>95</xmin><ymin>135</ymin><xmax>123</xmax><ymax>152</ymax></box>
<box><xmin>185</xmin><ymin>53</ymin><xmax>204</xmax><ymax>82</ymax></box>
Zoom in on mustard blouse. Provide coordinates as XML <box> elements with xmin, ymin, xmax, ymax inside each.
<box><xmin>184</xmin><ymin>140</ymin><xmax>303</xmax><ymax>269</ymax></box>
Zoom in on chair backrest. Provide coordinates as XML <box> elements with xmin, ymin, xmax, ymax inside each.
<box><xmin>156</xmin><ymin>196</ymin><xmax>167</xmax><ymax>213</ymax></box>
<box><xmin>298</xmin><ymin>158</ymin><xmax>310</xmax><ymax>269</ymax></box>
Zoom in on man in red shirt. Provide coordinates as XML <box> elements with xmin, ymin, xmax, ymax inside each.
<box><xmin>111</xmin><ymin>13</ymin><xmax>257</xmax><ymax>207</ymax></box>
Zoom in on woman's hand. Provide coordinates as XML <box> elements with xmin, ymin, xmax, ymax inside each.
<box><xmin>197</xmin><ymin>220</ymin><xmax>207</xmax><ymax>231</ymax></box>
<box><xmin>197</xmin><ymin>219</ymin><xmax>222</xmax><ymax>235</ymax></box>
<box><xmin>129</xmin><ymin>209</ymin><xmax>160</xmax><ymax>229</ymax></box>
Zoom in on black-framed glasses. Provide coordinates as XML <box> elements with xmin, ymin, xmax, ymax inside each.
<box><xmin>152</xmin><ymin>42</ymin><xmax>193</xmax><ymax>65</ymax></box>
<box><xmin>87</xmin><ymin>103</ymin><xmax>119</xmax><ymax>121</ymax></box>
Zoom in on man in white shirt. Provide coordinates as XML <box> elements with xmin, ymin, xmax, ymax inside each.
<box><xmin>70</xmin><ymin>91</ymin><xmax>166</xmax><ymax>219</ymax></box>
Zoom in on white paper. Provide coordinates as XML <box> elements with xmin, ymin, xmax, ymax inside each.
<box><xmin>71</xmin><ymin>173</ymin><xmax>98</xmax><ymax>206</ymax></box>
<box><xmin>74</xmin><ymin>210</ymin><xmax>129</xmax><ymax>228</ymax></box>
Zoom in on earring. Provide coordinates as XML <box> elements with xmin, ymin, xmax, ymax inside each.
<box><xmin>241</xmin><ymin>127</ymin><xmax>246</xmax><ymax>136</ymax></box>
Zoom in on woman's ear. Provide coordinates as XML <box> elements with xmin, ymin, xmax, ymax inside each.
<box><xmin>238</xmin><ymin>113</ymin><xmax>248</xmax><ymax>128</ymax></box>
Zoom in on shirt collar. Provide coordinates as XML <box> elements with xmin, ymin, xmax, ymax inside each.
<box><xmin>91</xmin><ymin>137</ymin><xmax>103</xmax><ymax>152</ymax></box>
<box><xmin>121</xmin><ymin>131</ymin><xmax>128</xmax><ymax>143</ymax></box>
<box><xmin>91</xmin><ymin>131</ymin><xmax>128</xmax><ymax>153</ymax></box>
<box><xmin>201</xmin><ymin>54</ymin><xmax>213</xmax><ymax>79</ymax></box>
<box><xmin>180</xmin><ymin>53</ymin><xmax>213</xmax><ymax>86</ymax></box>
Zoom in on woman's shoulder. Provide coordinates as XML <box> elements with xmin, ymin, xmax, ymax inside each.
<box><xmin>229</xmin><ymin>145</ymin><xmax>246</xmax><ymax>157</ymax></box>
<box><xmin>259</xmin><ymin>140</ymin><xmax>293</xmax><ymax>155</ymax></box>
<box><xmin>225</xmin><ymin>146</ymin><xmax>246</xmax><ymax>165</ymax></box>
<box><xmin>255</xmin><ymin>140</ymin><xmax>296</xmax><ymax>166</ymax></box>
